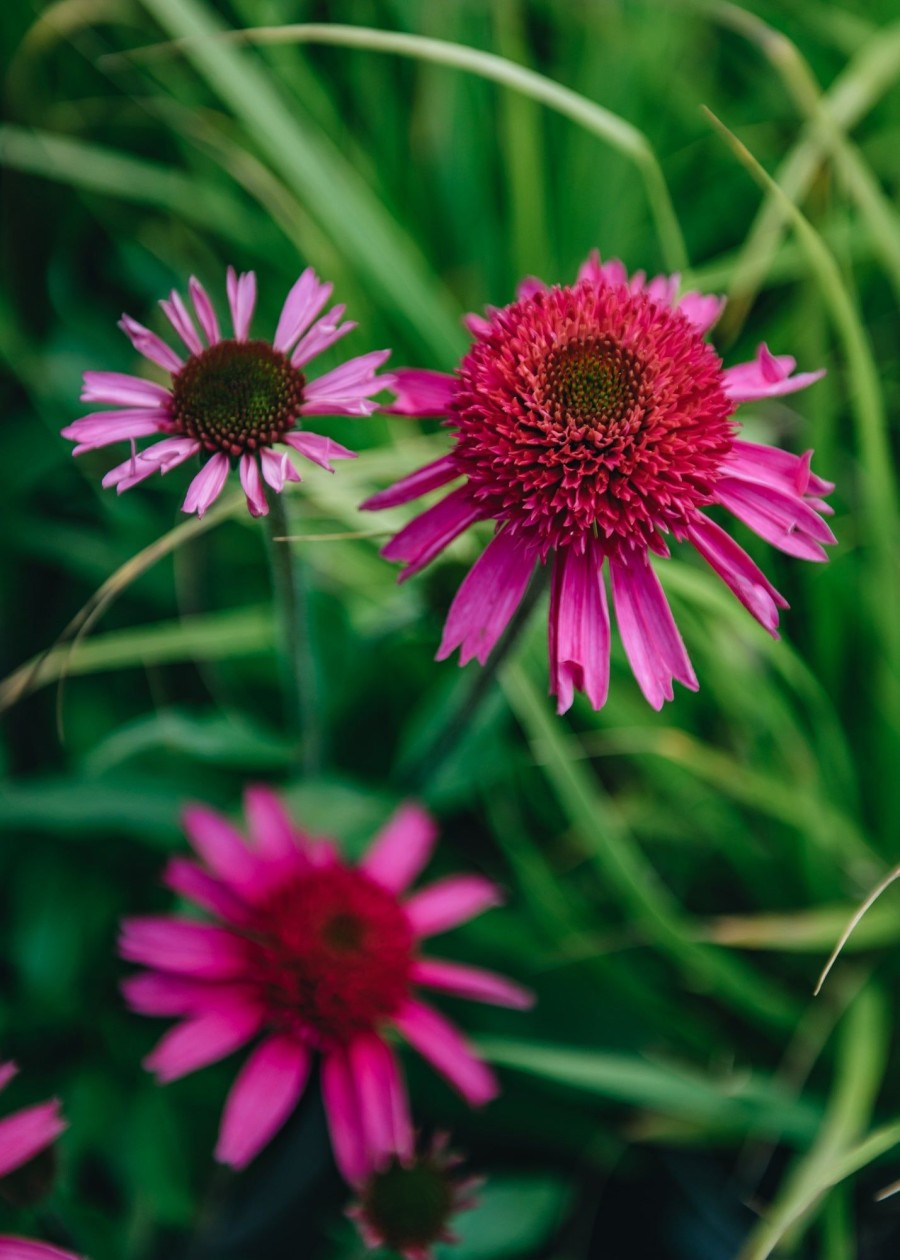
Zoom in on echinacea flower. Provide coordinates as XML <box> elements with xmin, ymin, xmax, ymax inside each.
<box><xmin>62</xmin><ymin>267</ymin><xmax>393</xmax><ymax>518</ymax></box>
<box><xmin>120</xmin><ymin>790</ymin><xmax>532</xmax><ymax>1182</ymax></box>
<box><xmin>362</xmin><ymin>252</ymin><xmax>834</xmax><ymax>712</ymax></box>
<box><xmin>0</xmin><ymin>1062</ymin><xmax>79</xmax><ymax>1260</ymax></box>
<box><xmin>347</xmin><ymin>1133</ymin><xmax>479</xmax><ymax>1259</ymax></box>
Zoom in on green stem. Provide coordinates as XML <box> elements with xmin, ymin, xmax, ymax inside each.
<box><xmin>265</xmin><ymin>490</ymin><xmax>320</xmax><ymax>774</ymax></box>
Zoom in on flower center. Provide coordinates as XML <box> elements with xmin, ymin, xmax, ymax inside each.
<box><xmin>170</xmin><ymin>339</ymin><xmax>306</xmax><ymax>456</ymax></box>
<box><xmin>247</xmin><ymin>866</ymin><xmax>414</xmax><ymax>1048</ymax></box>
<box><xmin>361</xmin><ymin>1157</ymin><xmax>456</xmax><ymax>1252</ymax></box>
<box><xmin>542</xmin><ymin>337</ymin><xmax>643</xmax><ymax>431</ymax></box>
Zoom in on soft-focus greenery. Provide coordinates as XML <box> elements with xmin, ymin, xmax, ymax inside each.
<box><xmin>2</xmin><ymin>1</ymin><xmax>900</xmax><ymax>1256</ymax></box>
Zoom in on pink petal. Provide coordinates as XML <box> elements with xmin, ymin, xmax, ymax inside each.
<box><xmin>121</xmin><ymin>972</ymin><xmax>239</xmax><ymax>1017</ymax></box>
<box><xmin>189</xmin><ymin>277</ymin><xmax>220</xmax><ymax>345</ymax></box>
<box><xmin>0</xmin><ymin>1239</ymin><xmax>82</xmax><ymax>1260</ymax></box>
<box><xmin>144</xmin><ymin>1006</ymin><xmax>264</xmax><ymax>1083</ymax></box>
<box><xmin>274</xmin><ymin>267</ymin><xmax>332</xmax><ymax>353</ymax></box>
<box><xmin>347</xmin><ymin>1035</ymin><xmax>413</xmax><ymax>1167</ymax></box>
<box><xmin>226</xmin><ymin>267</ymin><xmax>257</xmax><ymax>341</ymax></box>
<box><xmin>548</xmin><ymin>538</ymin><xmax>610</xmax><ymax>715</ymax></box>
<box><xmin>101</xmin><ymin>437</ymin><xmax>200</xmax><ymax>491</ymax></box>
<box><xmin>182</xmin><ymin>453</ymin><xmax>230</xmax><ymax>518</ymax></box>
<box><xmin>239</xmin><ymin>453</ymin><xmax>268</xmax><ymax>517</ymax></box>
<box><xmin>404</xmin><ymin>875</ymin><xmax>503</xmax><ymax>938</ymax></box>
<box><xmin>81</xmin><ymin>371</ymin><xmax>170</xmax><ymax>408</ymax></box>
<box><xmin>360</xmin><ymin>803</ymin><xmax>438</xmax><ymax>893</ymax></box>
<box><xmin>516</xmin><ymin>277</ymin><xmax>549</xmax><ymax>300</ymax></box>
<box><xmin>290</xmin><ymin>305</ymin><xmax>355</xmax><ymax>368</ymax></box>
<box><xmin>243</xmin><ymin>785</ymin><xmax>303</xmax><ymax>861</ymax></box>
<box><xmin>726</xmin><ymin>439</ymin><xmax>835</xmax><ymax>498</ymax></box>
<box><xmin>62</xmin><ymin>408</ymin><xmax>171</xmax><ymax>452</ymax></box>
<box><xmin>160</xmin><ymin>290</ymin><xmax>203</xmax><ymax>356</ymax></box>
<box><xmin>215</xmin><ymin>1034</ymin><xmax>311</xmax><ymax>1169</ymax></box>
<box><xmin>676</xmin><ymin>291</ymin><xmax>725</xmax><ymax>334</ymax></box>
<box><xmin>119</xmin><ymin>917</ymin><xmax>247</xmax><ymax>979</ymax></box>
<box><xmin>412</xmin><ymin>959</ymin><xmax>534</xmax><ymax>1009</ymax></box>
<box><xmin>181</xmin><ymin>804</ymin><xmax>261</xmax><ymax>888</ymax></box>
<box><xmin>609</xmin><ymin>549</ymin><xmax>698</xmax><ymax>710</ymax></box>
<box><xmin>260</xmin><ymin>448</ymin><xmax>301</xmax><ymax>492</ymax></box>
<box><xmin>118</xmin><ymin>314</ymin><xmax>183</xmax><ymax>373</ymax></box>
<box><xmin>163</xmin><ymin>857</ymin><xmax>252</xmax><ymax>923</ymax></box>
<box><xmin>723</xmin><ymin>343</ymin><xmax>826</xmax><ymax>402</ymax></box>
<box><xmin>394</xmin><ymin>1000</ymin><xmax>498</xmax><ymax>1106</ymax></box>
<box><xmin>322</xmin><ymin>1048</ymin><xmax>369</xmax><ymax>1183</ymax></box>
<box><xmin>437</xmin><ymin>531</ymin><xmax>538</xmax><ymax>666</ymax></box>
<box><xmin>0</xmin><ymin>1063</ymin><xmax>18</xmax><ymax>1093</ymax></box>
<box><xmin>302</xmin><ymin>350</ymin><xmax>392</xmax><ymax>416</ymax></box>
<box><xmin>714</xmin><ymin>477</ymin><xmax>835</xmax><ymax>561</ymax></box>
<box><xmin>282</xmin><ymin>431</ymin><xmax>357</xmax><ymax>472</ymax></box>
<box><xmin>686</xmin><ymin>513</ymin><xmax>787</xmax><ymax>636</ymax></box>
<box><xmin>463</xmin><ymin>311</ymin><xmax>493</xmax><ymax>338</ymax></box>
<box><xmin>360</xmin><ymin>455</ymin><xmax>460</xmax><ymax>512</ymax></box>
<box><xmin>577</xmin><ymin>249</ymin><xmax>628</xmax><ymax>289</ymax></box>
<box><xmin>380</xmin><ymin>486</ymin><xmax>482</xmax><ymax>580</ymax></box>
<box><xmin>0</xmin><ymin>1102</ymin><xmax>66</xmax><ymax>1177</ymax></box>
<box><xmin>382</xmin><ymin>368</ymin><xmax>455</xmax><ymax>417</ymax></box>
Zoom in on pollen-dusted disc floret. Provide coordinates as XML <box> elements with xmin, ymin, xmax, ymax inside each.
<box><xmin>245</xmin><ymin>865</ymin><xmax>415</xmax><ymax>1048</ymax></box>
<box><xmin>450</xmin><ymin>281</ymin><xmax>736</xmax><ymax>556</ymax></box>
<box><xmin>170</xmin><ymin>339</ymin><xmax>306</xmax><ymax>456</ymax></box>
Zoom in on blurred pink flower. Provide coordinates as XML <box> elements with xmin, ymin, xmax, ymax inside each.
<box><xmin>120</xmin><ymin>791</ymin><xmax>532</xmax><ymax>1182</ymax></box>
<box><xmin>363</xmin><ymin>252</ymin><xmax>834</xmax><ymax>713</ymax></box>
<box><xmin>0</xmin><ymin>1063</ymin><xmax>79</xmax><ymax>1260</ymax></box>
<box><xmin>63</xmin><ymin>267</ymin><xmax>393</xmax><ymax>518</ymax></box>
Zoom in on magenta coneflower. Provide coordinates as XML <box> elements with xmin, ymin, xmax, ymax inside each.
<box><xmin>362</xmin><ymin>252</ymin><xmax>834</xmax><ymax>712</ymax></box>
<box><xmin>347</xmin><ymin>1133</ymin><xmax>479</xmax><ymax>1259</ymax></box>
<box><xmin>120</xmin><ymin>790</ymin><xmax>532</xmax><ymax>1182</ymax></box>
<box><xmin>62</xmin><ymin>267</ymin><xmax>393</xmax><ymax>518</ymax></box>
<box><xmin>0</xmin><ymin>1062</ymin><xmax>79</xmax><ymax>1260</ymax></box>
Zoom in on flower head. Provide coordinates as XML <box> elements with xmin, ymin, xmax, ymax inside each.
<box><xmin>120</xmin><ymin>791</ymin><xmax>532</xmax><ymax>1182</ymax></box>
<box><xmin>63</xmin><ymin>267</ymin><xmax>393</xmax><ymax>518</ymax></box>
<box><xmin>0</xmin><ymin>1063</ymin><xmax>79</xmax><ymax>1260</ymax></box>
<box><xmin>363</xmin><ymin>252</ymin><xmax>834</xmax><ymax>712</ymax></box>
<box><xmin>347</xmin><ymin>1133</ymin><xmax>480</xmax><ymax>1259</ymax></box>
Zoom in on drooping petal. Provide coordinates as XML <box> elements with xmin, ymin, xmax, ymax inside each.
<box><xmin>437</xmin><ymin>531</ymin><xmax>538</xmax><ymax>666</ymax></box>
<box><xmin>119</xmin><ymin>917</ymin><xmax>247</xmax><ymax>979</ymax></box>
<box><xmin>394</xmin><ymin>1000</ymin><xmax>498</xmax><ymax>1106</ymax></box>
<box><xmin>182</xmin><ymin>453</ymin><xmax>229</xmax><ymax>518</ymax></box>
<box><xmin>726</xmin><ymin>440</ymin><xmax>835</xmax><ymax>498</ymax></box>
<box><xmin>282</xmin><ymin>431</ymin><xmax>357</xmax><ymax>471</ymax></box>
<box><xmin>62</xmin><ymin>409</ymin><xmax>171</xmax><ymax>453</ymax></box>
<box><xmin>0</xmin><ymin>1102</ymin><xmax>66</xmax><ymax>1178</ymax></box>
<box><xmin>382</xmin><ymin>369</ymin><xmax>456</xmax><ymax>417</ymax></box>
<box><xmin>291</xmin><ymin>305</ymin><xmax>355</xmax><ymax>368</ymax></box>
<box><xmin>144</xmin><ymin>1006</ymin><xmax>264</xmax><ymax>1083</ymax></box>
<box><xmin>412</xmin><ymin>959</ymin><xmax>534</xmax><ymax>1009</ymax></box>
<box><xmin>163</xmin><ymin>857</ymin><xmax>252</xmax><ymax>923</ymax></box>
<box><xmin>360</xmin><ymin>455</ymin><xmax>461</xmax><ymax>512</ymax></box>
<box><xmin>215</xmin><ymin>1034</ymin><xmax>311</xmax><ymax>1169</ymax></box>
<box><xmin>189</xmin><ymin>277</ymin><xmax>220</xmax><ymax>345</ymax></box>
<box><xmin>403</xmin><ymin>875</ymin><xmax>503</xmax><ymax>938</ymax></box>
<box><xmin>380</xmin><ymin>486</ymin><xmax>482</xmax><ymax>581</ymax></box>
<box><xmin>686</xmin><ymin>513</ymin><xmax>787</xmax><ymax>636</ymax></box>
<box><xmin>81</xmin><ymin>371</ymin><xmax>171</xmax><ymax>408</ymax></box>
<box><xmin>260</xmin><ymin>448</ymin><xmax>301</xmax><ymax>492</ymax></box>
<box><xmin>722</xmin><ymin>343</ymin><xmax>825</xmax><ymax>402</ymax></box>
<box><xmin>121</xmin><ymin>973</ymin><xmax>244</xmax><ymax>1017</ymax></box>
<box><xmin>361</xmin><ymin>803</ymin><xmax>438</xmax><ymax>893</ymax></box>
<box><xmin>321</xmin><ymin>1048</ymin><xmax>369</xmax><ymax>1183</ymax></box>
<box><xmin>676</xmin><ymin>290</ymin><xmax>725</xmax><ymax>334</ymax></box>
<box><xmin>118</xmin><ymin>314</ymin><xmax>184</xmax><ymax>373</ymax></box>
<box><xmin>274</xmin><ymin>267</ymin><xmax>333</xmax><ymax>353</ymax></box>
<box><xmin>609</xmin><ymin>548</ymin><xmax>698</xmax><ymax>710</ymax></box>
<box><xmin>302</xmin><ymin>350</ymin><xmax>392</xmax><ymax>416</ymax></box>
<box><xmin>160</xmin><ymin>290</ymin><xmax>203</xmax><ymax>355</ymax></box>
<box><xmin>239</xmin><ymin>453</ymin><xmax>268</xmax><ymax>517</ymax></box>
<box><xmin>347</xmin><ymin>1035</ymin><xmax>413</xmax><ymax>1167</ymax></box>
<box><xmin>226</xmin><ymin>267</ymin><xmax>257</xmax><ymax>341</ymax></box>
<box><xmin>548</xmin><ymin>537</ymin><xmax>610</xmax><ymax>714</ymax></box>
<box><xmin>714</xmin><ymin>477</ymin><xmax>836</xmax><ymax>561</ymax></box>
<box><xmin>182</xmin><ymin>805</ymin><xmax>261</xmax><ymax>888</ymax></box>
<box><xmin>0</xmin><ymin>1238</ymin><xmax>82</xmax><ymax>1260</ymax></box>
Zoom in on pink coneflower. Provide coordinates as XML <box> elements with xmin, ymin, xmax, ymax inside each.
<box><xmin>347</xmin><ymin>1133</ymin><xmax>479</xmax><ymax>1259</ymax></box>
<box><xmin>362</xmin><ymin>252</ymin><xmax>834</xmax><ymax>712</ymax></box>
<box><xmin>0</xmin><ymin>1062</ymin><xmax>79</xmax><ymax>1260</ymax></box>
<box><xmin>62</xmin><ymin>267</ymin><xmax>393</xmax><ymax>518</ymax></box>
<box><xmin>120</xmin><ymin>790</ymin><xmax>532</xmax><ymax>1182</ymax></box>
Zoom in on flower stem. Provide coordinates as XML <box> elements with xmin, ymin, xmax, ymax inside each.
<box><xmin>399</xmin><ymin>564</ymin><xmax>550</xmax><ymax>792</ymax></box>
<box><xmin>265</xmin><ymin>490</ymin><xmax>321</xmax><ymax>774</ymax></box>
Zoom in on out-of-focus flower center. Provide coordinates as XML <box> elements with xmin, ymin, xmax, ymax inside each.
<box><xmin>361</xmin><ymin>1156</ymin><xmax>456</xmax><ymax>1252</ymax></box>
<box><xmin>171</xmin><ymin>340</ymin><xmax>306</xmax><ymax>456</ymax></box>
<box><xmin>541</xmin><ymin>337</ymin><xmax>644</xmax><ymax>431</ymax></box>
<box><xmin>247</xmin><ymin>866</ymin><xmax>414</xmax><ymax>1047</ymax></box>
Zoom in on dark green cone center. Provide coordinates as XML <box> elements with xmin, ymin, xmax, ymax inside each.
<box><xmin>363</xmin><ymin>1160</ymin><xmax>454</xmax><ymax>1250</ymax></box>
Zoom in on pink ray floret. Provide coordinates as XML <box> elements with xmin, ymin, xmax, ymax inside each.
<box><xmin>120</xmin><ymin>789</ymin><xmax>533</xmax><ymax>1183</ymax></box>
<box><xmin>0</xmin><ymin>1065</ymin><xmax>80</xmax><ymax>1260</ymax></box>
<box><xmin>63</xmin><ymin>266</ymin><xmax>394</xmax><ymax>518</ymax></box>
<box><xmin>363</xmin><ymin>249</ymin><xmax>834</xmax><ymax>713</ymax></box>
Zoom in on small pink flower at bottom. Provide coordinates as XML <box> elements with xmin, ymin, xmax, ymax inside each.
<box><xmin>120</xmin><ymin>790</ymin><xmax>533</xmax><ymax>1183</ymax></box>
<box><xmin>0</xmin><ymin>1063</ymin><xmax>80</xmax><ymax>1260</ymax></box>
<box><xmin>362</xmin><ymin>251</ymin><xmax>834</xmax><ymax>713</ymax></box>
<box><xmin>62</xmin><ymin>266</ymin><xmax>393</xmax><ymax>518</ymax></box>
<box><xmin>347</xmin><ymin>1134</ymin><xmax>479</xmax><ymax>1259</ymax></box>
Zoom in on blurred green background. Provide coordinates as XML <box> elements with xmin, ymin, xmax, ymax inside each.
<box><xmin>3</xmin><ymin>1</ymin><xmax>900</xmax><ymax>1257</ymax></box>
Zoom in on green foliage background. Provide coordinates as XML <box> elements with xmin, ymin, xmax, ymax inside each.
<box><xmin>2</xmin><ymin>1</ymin><xmax>900</xmax><ymax>1256</ymax></box>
